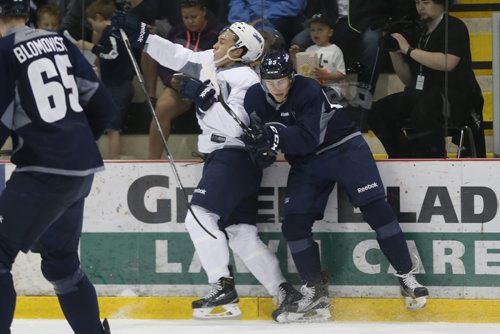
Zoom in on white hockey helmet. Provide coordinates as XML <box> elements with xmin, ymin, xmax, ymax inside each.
<box><xmin>228</xmin><ymin>22</ymin><xmax>265</xmax><ymax>63</ymax></box>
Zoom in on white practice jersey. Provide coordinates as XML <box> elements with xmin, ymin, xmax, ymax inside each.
<box><xmin>145</xmin><ymin>34</ymin><xmax>259</xmax><ymax>154</ymax></box>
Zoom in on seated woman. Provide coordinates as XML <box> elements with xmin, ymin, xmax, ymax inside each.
<box><xmin>149</xmin><ymin>0</ymin><xmax>223</xmax><ymax>159</ymax></box>
<box><xmin>368</xmin><ymin>0</ymin><xmax>485</xmax><ymax>158</ymax></box>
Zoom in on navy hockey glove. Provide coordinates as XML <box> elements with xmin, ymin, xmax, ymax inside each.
<box><xmin>111</xmin><ymin>11</ymin><xmax>149</xmax><ymax>49</ymax></box>
<box><xmin>241</xmin><ymin>113</ymin><xmax>280</xmax><ymax>168</ymax></box>
<box><xmin>180</xmin><ymin>77</ymin><xmax>217</xmax><ymax>111</ymax></box>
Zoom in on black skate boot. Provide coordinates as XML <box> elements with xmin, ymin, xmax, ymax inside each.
<box><xmin>102</xmin><ymin>318</ymin><xmax>110</xmax><ymax>334</ymax></box>
<box><xmin>192</xmin><ymin>276</ymin><xmax>241</xmax><ymax>319</ymax></box>
<box><xmin>272</xmin><ymin>282</ymin><xmax>302</xmax><ymax>323</ymax></box>
<box><xmin>284</xmin><ymin>282</ymin><xmax>331</xmax><ymax>323</ymax></box>
<box><xmin>395</xmin><ymin>268</ymin><xmax>429</xmax><ymax>310</ymax></box>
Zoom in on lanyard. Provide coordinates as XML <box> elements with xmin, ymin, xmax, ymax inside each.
<box><xmin>417</xmin><ymin>33</ymin><xmax>432</xmax><ymax>75</ymax></box>
<box><xmin>184</xmin><ymin>21</ymin><xmax>208</xmax><ymax>52</ymax></box>
<box><xmin>185</xmin><ymin>31</ymin><xmax>201</xmax><ymax>52</ymax></box>
<box><xmin>417</xmin><ymin>13</ymin><xmax>444</xmax><ymax>75</ymax></box>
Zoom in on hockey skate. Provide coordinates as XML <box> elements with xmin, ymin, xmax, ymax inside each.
<box><xmin>272</xmin><ymin>282</ymin><xmax>302</xmax><ymax>323</ymax></box>
<box><xmin>274</xmin><ymin>283</ymin><xmax>331</xmax><ymax>323</ymax></box>
<box><xmin>395</xmin><ymin>268</ymin><xmax>429</xmax><ymax>310</ymax></box>
<box><xmin>192</xmin><ymin>277</ymin><xmax>241</xmax><ymax>320</ymax></box>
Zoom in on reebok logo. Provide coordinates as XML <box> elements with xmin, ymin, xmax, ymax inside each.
<box><xmin>199</xmin><ymin>87</ymin><xmax>211</xmax><ymax>98</ymax></box>
<box><xmin>194</xmin><ymin>188</ymin><xmax>206</xmax><ymax>195</ymax></box>
<box><xmin>357</xmin><ymin>182</ymin><xmax>378</xmax><ymax>194</ymax></box>
<box><xmin>138</xmin><ymin>23</ymin><xmax>147</xmax><ymax>43</ymax></box>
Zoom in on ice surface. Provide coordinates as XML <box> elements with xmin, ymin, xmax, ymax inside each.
<box><xmin>10</xmin><ymin>319</ymin><xmax>500</xmax><ymax>334</ymax></box>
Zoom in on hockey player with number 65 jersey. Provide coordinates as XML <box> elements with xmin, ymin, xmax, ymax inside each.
<box><xmin>0</xmin><ymin>0</ymin><xmax>114</xmax><ymax>333</ymax></box>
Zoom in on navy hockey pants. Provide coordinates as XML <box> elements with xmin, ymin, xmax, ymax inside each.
<box><xmin>282</xmin><ymin>135</ymin><xmax>386</xmax><ymax>240</ymax></box>
<box><xmin>191</xmin><ymin>148</ymin><xmax>262</xmax><ymax>227</ymax></box>
<box><xmin>0</xmin><ymin>171</ymin><xmax>93</xmax><ymax>280</ymax></box>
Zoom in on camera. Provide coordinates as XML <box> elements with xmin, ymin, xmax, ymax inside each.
<box><xmin>378</xmin><ymin>17</ymin><xmax>420</xmax><ymax>52</ymax></box>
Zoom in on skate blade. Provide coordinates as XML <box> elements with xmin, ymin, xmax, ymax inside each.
<box><xmin>192</xmin><ymin>303</ymin><xmax>242</xmax><ymax>320</ymax></box>
<box><xmin>405</xmin><ymin>296</ymin><xmax>427</xmax><ymax>310</ymax></box>
<box><xmin>280</xmin><ymin>308</ymin><xmax>331</xmax><ymax>323</ymax></box>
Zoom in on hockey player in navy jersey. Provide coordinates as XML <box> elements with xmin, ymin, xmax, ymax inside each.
<box><xmin>0</xmin><ymin>0</ymin><xmax>114</xmax><ymax>333</ymax></box>
<box><xmin>112</xmin><ymin>12</ymin><xmax>298</xmax><ymax>319</ymax></box>
<box><xmin>242</xmin><ymin>51</ymin><xmax>429</xmax><ymax>322</ymax></box>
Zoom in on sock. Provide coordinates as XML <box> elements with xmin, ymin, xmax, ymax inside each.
<box><xmin>57</xmin><ymin>274</ymin><xmax>104</xmax><ymax>334</ymax></box>
<box><xmin>378</xmin><ymin>231</ymin><xmax>413</xmax><ymax>274</ymax></box>
<box><xmin>290</xmin><ymin>242</ymin><xmax>322</xmax><ymax>285</ymax></box>
<box><xmin>0</xmin><ymin>272</ymin><xmax>16</xmax><ymax>334</ymax></box>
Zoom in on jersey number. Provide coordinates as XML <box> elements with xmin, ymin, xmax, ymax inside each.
<box><xmin>28</xmin><ymin>55</ymin><xmax>83</xmax><ymax>123</ymax></box>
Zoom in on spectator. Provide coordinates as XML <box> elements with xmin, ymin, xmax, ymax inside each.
<box><xmin>148</xmin><ymin>0</ymin><xmax>223</xmax><ymax>159</ymax></box>
<box><xmin>25</xmin><ymin>1</ymin><xmax>70</xmax><ymax>28</ymax></box>
<box><xmin>290</xmin><ymin>12</ymin><xmax>346</xmax><ymax>100</ymax></box>
<box><xmin>228</xmin><ymin>0</ymin><xmax>307</xmax><ymax>47</ymax></box>
<box><xmin>36</xmin><ymin>3</ymin><xmax>62</xmax><ymax>31</ymax></box>
<box><xmin>77</xmin><ymin>0</ymin><xmax>135</xmax><ymax>159</ymax></box>
<box><xmin>368</xmin><ymin>0</ymin><xmax>485</xmax><ymax>158</ymax></box>
<box><xmin>60</xmin><ymin>0</ymin><xmax>131</xmax><ymax>41</ymax></box>
<box><xmin>290</xmin><ymin>0</ymin><xmax>415</xmax><ymax>129</ymax></box>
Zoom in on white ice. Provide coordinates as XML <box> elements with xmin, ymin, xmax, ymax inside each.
<box><xmin>10</xmin><ymin>319</ymin><xmax>500</xmax><ymax>334</ymax></box>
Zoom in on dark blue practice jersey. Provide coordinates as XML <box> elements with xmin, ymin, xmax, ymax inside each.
<box><xmin>244</xmin><ymin>76</ymin><xmax>360</xmax><ymax>160</ymax></box>
<box><xmin>0</xmin><ymin>26</ymin><xmax>115</xmax><ymax>175</ymax></box>
<box><xmin>91</xmin><ymin>26</ymin><xmax>135</xmax><ymax>87</ymax></box>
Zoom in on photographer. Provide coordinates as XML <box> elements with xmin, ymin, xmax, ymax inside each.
<box><xmin>368</xmin><ymin>0</ymin><xmax>485</xmax><ymax>158</ymax></box>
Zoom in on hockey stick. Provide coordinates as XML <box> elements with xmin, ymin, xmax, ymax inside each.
<box><xmin>119</xmin><ymin>29</ymin><xmax>216</xmax><ymax>239</ymax></box>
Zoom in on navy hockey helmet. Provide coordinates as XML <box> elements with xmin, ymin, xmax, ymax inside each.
<box><xmin>260</xmin><ymin>51</ymin><xmax>294</xmax><ymax>80</ymax></box>
<box><xmin>0</xmin><ymin>0</ymin><xmax>30</xmax><ymax>17</ymax></box>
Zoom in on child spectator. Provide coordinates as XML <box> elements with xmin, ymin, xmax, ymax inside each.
<box><xmin>76</xmin><ymin>0</ymin><xmax>135</xmax><ymax>159</ymax></box>
<box><xmin>290</xmin><ymin>13</ymin><xmax>346</xmax><ymax>100</ymax></box>
<box><xmin>36</xmin><ymin>3</ymin><xmax>62</xmax><ymax>32</ymax></box>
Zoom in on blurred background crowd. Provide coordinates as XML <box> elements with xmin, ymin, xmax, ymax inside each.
<box><xmin>14</xmin><ymin>0</ymin><xmax>490</xmax><ymax>160</ymax></box>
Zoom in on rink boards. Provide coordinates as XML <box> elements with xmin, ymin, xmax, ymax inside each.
<box><xmin>3</xmin><ymin>159</ymin><xmax>500</xmax><ymax>321</ymax></box>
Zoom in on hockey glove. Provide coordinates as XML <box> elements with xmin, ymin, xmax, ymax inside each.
<box><xmin>180</xmin><ymin>77</ymin><xmax>217</xmax><ymax>111</ymax></box>
<box><xmin>241</xmin><ymin>113</ymin><xmax>280</xmax><ymax>168</ymax></box>
<box><xmin>111</xmin><ymin>11</ymin><xmax>149</xmax><ymax>49</ymax></box>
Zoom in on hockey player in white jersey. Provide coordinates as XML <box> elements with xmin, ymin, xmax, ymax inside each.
<box><xmin>112</xmin><ymin>12</ymin><xmax>299</xmax><ymax>319</ymax></box>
